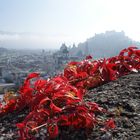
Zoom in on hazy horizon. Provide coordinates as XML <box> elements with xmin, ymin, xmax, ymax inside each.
<box><xmin>0</xmin><ymin>0</ymin><xmax>140</xmax><ymax>49</ymax></box>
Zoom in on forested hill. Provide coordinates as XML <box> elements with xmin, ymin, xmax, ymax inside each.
<box><xmin>69</xmin><ymin>31</ymin><xmax>140</xmax><ymax>58</ymax></box>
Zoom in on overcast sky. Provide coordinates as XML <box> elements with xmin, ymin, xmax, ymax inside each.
<box><xmin>0</xmin><ymin>0</ymin><xmax>140</xmax><ymax>49</ymax></box>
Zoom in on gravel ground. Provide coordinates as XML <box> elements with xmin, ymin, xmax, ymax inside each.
<box><xmin>0</xmin><ymin>72</ymin><xmax>140</xmax><ymax>140</ymax></box>
<box><xmin>85</xmin><ymin>72</ymin><xmax>140</xmax><ymax>140</ymax></box>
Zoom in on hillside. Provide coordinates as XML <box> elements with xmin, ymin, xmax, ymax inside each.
<box><xmin>70</xmin><ymin>31</ymin><xmax>140</xmax><ymax>58</ymax></box>
<box><xmin>1</xmin><ymin>72</ymin><xmax>140</xmax><ymax>140</ymax></box>
<box><xmin>85</xmin><ymin>72</ymin><xmax>140</xmax><ymax>140</ymax></box>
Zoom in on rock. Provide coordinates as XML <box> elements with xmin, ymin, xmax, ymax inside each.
<box><xmin>99</xmin><ymin>97</ymin><xmax>108</xmax><ymax>103</ymax></box>
<box><xmin>125</xmin><ymin>101</ymin><xmax>137</xmax><ymax>112</ymax></box>
<box><xmin>100</xmin><ymin>132</ymin><xmax>112</xmax><ymax>140</ymax></box>
<box><xmin>0</xmin><ymin>137</ymin><xmax>5</xmax><ymax>140</ymax></box>
<box><xmin>1</xmin><ymin>127</ymin><xmax>6</xmax><ymax>132</ymax></box>
<box><xmin>122</xmin><ymin>118</ymin><xmax>133</xmax><ymax>128</ymax></box>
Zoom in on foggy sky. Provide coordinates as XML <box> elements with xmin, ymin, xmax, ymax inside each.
<box><xmin>0</xmin><ymin>0</ymin><xmax>140</xmax><ymax>49</ymax></box>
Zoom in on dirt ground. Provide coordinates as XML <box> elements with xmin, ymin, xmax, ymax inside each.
<box><xmin>0</xmin><ymin>72</ymin><xmax>140</xmax><ymax>140</ymax></box>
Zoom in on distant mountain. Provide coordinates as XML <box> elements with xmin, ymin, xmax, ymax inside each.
<box><xmin>69</xmin><ymin>31</ymin><xmax>140</xmax><ymax>58</ymax></box>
